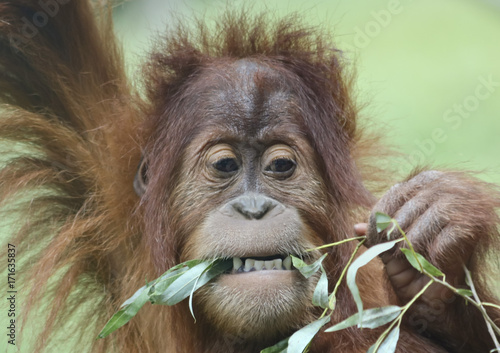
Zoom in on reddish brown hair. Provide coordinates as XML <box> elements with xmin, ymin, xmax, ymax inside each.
<box><xmin>0</xmin><ymin>2</ymin><xmax>396</xmax><ymax>352</ymax></box>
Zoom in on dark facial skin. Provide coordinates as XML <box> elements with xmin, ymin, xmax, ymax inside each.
<box><xmin>164</xmin><ymin>60</ymin><xmax>325</xmax><ymax>341</ymax></box>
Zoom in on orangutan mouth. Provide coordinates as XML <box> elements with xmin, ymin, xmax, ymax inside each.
<box><xmin>231</xmin><ymin>255</ymin><xmax>293</xmax><ymax>273</ymax></box>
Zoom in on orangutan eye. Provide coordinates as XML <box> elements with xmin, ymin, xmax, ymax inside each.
<box><xmin>265</xmin><ymin>158</ymin><xmax>296</xmax><ymax>178</ymax></box>
<box><xmin>213</xmin><ymin>158</ymin><xmax>239</xmax><ymax>174</ymax></box>
<box><xmin>262</xmin><ymin>144</ymin><xmax>297</xmax><ymax>179</ymax></box>
<box><xmin>207</xmin><ymin>144</ymin><xmax>240</xmax><ymax>177</ymax></box>
<box><xmin>268</xmin><ymin>158</ymin><xmax>296</xmax><ymax>173</ymax></box>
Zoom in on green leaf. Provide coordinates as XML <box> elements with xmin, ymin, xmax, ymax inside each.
<box><xmin>98</xmin><ymin>258</ymin><xmax>232</xmax><ymax>339</ymax></box>
<box><xmin>325</xmin><ymin>306</ymin><xmax>402</xmax><ymax>332</ymax></box>
<box><xmin>347</xmin><ymin>240</ymin><xmax>399</xmax><ymax>319</ymax></box>
<box><xmin>328</xmin><ymin>292</ymin><xmax>337</xmax><ymax>311</ymax></box>
<box><xmin>260</xmin><ymin>337</ymin><xmax>289</xmax><ymax>353</ymax></box>
<box><xmin>287</xmin><ymin>316</ymin><xmax>330</xmax><ymax>353</ymax></box>
<box><xmin>367</xmin><ymin>326</ymin><xmax>400</xmax><ymax>353</ymax></box>
<box><xmin>150</xmin><ymin>259</ymin><xmax>206</xmax><ymax>295</ymax></box>
<box><xmin>121</xmin><ymin>282</ymin><xmax>151</xmax><ymax>308</ymax></box>
<box><xmin>312</xmin><ymin>265</ymin><xmax>329</xmax><ymax>309</ymax></box>
<box><xmin>97</xmin><ymin>283</ymin><xmax>151</xmax><ymax>339</ymax></box>
<box><xmin>292</xmin><ymin>254</ymin><xmax>327</xmax><ymax>279</ymax></box>
<box><xmin>98</xmin><ymin>259</ymin><xmax>211</xmax><ymax>339</ymax></box>
<box><xmin>150</xmin><ymin>259</ymin><xmax>230</xmax><ymax>306</ymax></box>
<box><xmin>456</xmin><ymin>289</ymin><xmax>473</xmax><ymax>297</ymax></box>
<box><xmin>188</xmin><ymin>259</ymin><xmax>233</xmax><ymax>320</ymax></box>
<box><xmin>375</xmin><ymin>212</ymin><xmax>393</xmax><ymax>233</ymax></box>
<box><xmin>150</xmin><ymin>262</ymin><xmax>211</xmax><ymax>305</ymax></box>
<box><xmin>188</xmin><ymin>259</ymin><xmax>231</xmax><ymax>292</ymax></box>
<box><xmin>400</xmin><ymin>248</ymin><xmax>444</xmax><ymax>276</ymax></box>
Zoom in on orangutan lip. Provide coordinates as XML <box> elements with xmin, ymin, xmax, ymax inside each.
<box><xmin>231</xmin><ymin>255</ymin><xmax>293</xmax><ymax>273</ymax></box>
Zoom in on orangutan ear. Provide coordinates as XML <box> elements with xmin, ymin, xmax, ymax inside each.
<box><xmin>133</xmin><ymin>157</ymin><xmax>148</xmax><ymax>196</ymax></box>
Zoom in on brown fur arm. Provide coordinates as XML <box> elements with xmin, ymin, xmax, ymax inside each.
<box><xmin>0</xmin><ymin>2</ymin><xmax>140</xmax><ymax>352</ymax></box>
<box><xmin>0</xmin><ymin>0</ymin><xmax>126</xmax><ymax>130</ymax></box>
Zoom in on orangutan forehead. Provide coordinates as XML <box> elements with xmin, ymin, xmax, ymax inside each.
<box><xmin>191</xmin><ymin>59</ymin><xmax>305</xmax><ymax>141</ymax></box>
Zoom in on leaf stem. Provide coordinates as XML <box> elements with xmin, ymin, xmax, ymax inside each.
<box><xmin>396</xmin><ymin>221</ymin><xmax>499</xmax><ymax>346</ymax></box>
<box><xmin>423</xmin><ymin>271</ymin><xmax>500</xmax><ymax>339</ymax></box>
<box><xmin>307</xmin><ymin>236</ymin><xmax>366</xmax><ymax>252</ymax></box>
<box><xmin>371</xmin><ymin>280</ymin><xmax>434</xmax><ymax>353</ymax></box>
<box><xmin>329</xmin><ymin>239</ymin><xmax>366</xmax><ymax>310</ymax></box>
<box><xmin>483</xmin><ymin>303</ymin><xmax>500</xmax><ymax>310</ymax></box>
<box><xmin>463</xmin><ymin>266</ymin><xmax>500</xmax><ymax>346</ymax></box>
<box><xmin>394</xmin><ymin>222</ymin><xmax>423</xmax><ymax>270</ymax></box>
<box><xmin>319</xmin><ymin>239</ymin><xmax>368</xmax><ymax>321</ymax></box>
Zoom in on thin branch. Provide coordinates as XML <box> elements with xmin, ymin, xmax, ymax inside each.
<box><xmin>463</xmin><ymin>266</ymin><xmax>500</xmax><ymax>348</ymax></box>
<box><xmin>307</xmin><ymin>236</ymin><xmax>366</xmax><ymax>252</ymax></box>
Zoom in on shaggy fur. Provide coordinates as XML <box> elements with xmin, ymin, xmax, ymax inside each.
<box><xmin>0</xmin><ymin>1</ymin><xmax>498</xmax><ymax>352</ymax></box>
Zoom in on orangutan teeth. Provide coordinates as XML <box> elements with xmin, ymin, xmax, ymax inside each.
<box><xmin>283</xmin><ymin>256</ymin><xmax>292</xmax><ymax>270</ymax></box>
<box><xmin>232</xmin><ymin>256</ymin><xmax>293</xmax><ymax>272</ymax></box>
<box><xmin>254</xmin><ymin>260</ymin><xmax>264</xmax><ymax>271</ymax></box>
<box><xmin>244</xmin><ymin>259</ymin><xmax>255</xmax><ymax>271</ymax></box>
<box><xmin>233</xmin><ymin>257</ymin><xmax>243</xmax><ymax>270</ymax></box>
<box><xmin>263</xmin><ymin>260</ymin><xmax>273</xmax><ymax>270</ymax></box>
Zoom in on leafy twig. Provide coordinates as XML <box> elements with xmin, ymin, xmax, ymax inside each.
<box><xmin>307</xmin><ymin>236</ymin><xmax>366</xmax><ymax>252</ymax></box>
<box><xmin>327</xmin><ymin>238</ymin><xmax>366</xmax><ymax>314</ymax></box>
<box><xmin>463</xmin><ymin>266</ymin><xmax>500</xmax><ymax>347</ymax></box>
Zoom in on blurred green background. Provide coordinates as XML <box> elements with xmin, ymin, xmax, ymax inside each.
<box><xmin>2</xmin><ymin>0</ymin><xmax>500</xmax><ymax>352</ymax></box>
